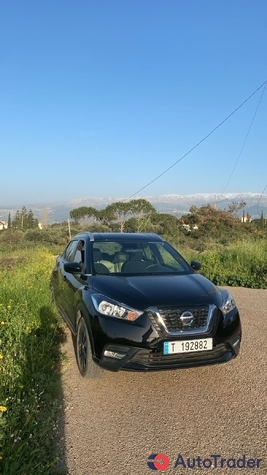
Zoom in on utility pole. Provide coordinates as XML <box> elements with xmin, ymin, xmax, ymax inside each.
<box><xmin>68</xmin><ymin>219</ymin><xmax>71</xmax><ymax>239</ymax></box>
<box><xmin>41</xmin><ymin>209</ymin><xmax>49</xmax><ymax>227</ymax></box>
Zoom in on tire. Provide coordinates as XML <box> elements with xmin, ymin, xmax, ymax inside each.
<box><xmin>76</xmin><ymin>315</ymin><xmax>103</xmax><ymax>378</ymax></box>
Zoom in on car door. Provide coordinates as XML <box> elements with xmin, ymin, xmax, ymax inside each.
<box><xmin>56</xmin><ymin>239</ymin><xmax>81</xmax><ymax>330</ymax></box>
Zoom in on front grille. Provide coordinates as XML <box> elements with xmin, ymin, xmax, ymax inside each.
<box><xmin>153</xmin><ymin>306</ymin><xmax>209</xmax><ymax>332</ymax></box>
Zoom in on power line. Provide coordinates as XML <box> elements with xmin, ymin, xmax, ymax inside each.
<box><xmin>124</xmin><ymin>79</ymin><xmax>267</xmax><ymax>201</ymax></box>
<box><xmin>222</xmin><ymin>82</ymin><xmax>266</xmax><ymax>193</ymax></box>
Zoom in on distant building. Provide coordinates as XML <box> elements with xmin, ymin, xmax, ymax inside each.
<box><xmin>182</xmin><ymin>223</ymin><xmax>198</xmax><ymax>232</ymax></box>
<box><xmin>241</xmin><ymin>214</ymin><xmax>252</xmax><ymax>223</ymax></box>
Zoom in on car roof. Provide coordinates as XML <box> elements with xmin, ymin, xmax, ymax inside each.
<box><xmin>74</xmin><ymin>232</ymin><xmax>164</xmax><ymax>242</ymax></box>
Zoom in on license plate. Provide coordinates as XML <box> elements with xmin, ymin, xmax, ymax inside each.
<box><xmin>163</xmin><ymin>338</ymin><xmax>213</xmax><ymax>355</ymax></box>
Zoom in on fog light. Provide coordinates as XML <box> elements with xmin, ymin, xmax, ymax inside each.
<box><xmin>104</xmin><ymin>350</ymin><xmax>126</xmax><ymax>359</ymax></box>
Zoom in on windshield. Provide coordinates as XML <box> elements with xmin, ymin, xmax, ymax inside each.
<box><xmin>92</xmin><ymin>241</ymin><xmax>193</xmax><ymax>275</ymax></box>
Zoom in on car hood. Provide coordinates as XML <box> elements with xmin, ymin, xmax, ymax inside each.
<box><xmin>91</xmin><ymin>273</ymin><xmax>224</xmax><ymax>310</ymax></box>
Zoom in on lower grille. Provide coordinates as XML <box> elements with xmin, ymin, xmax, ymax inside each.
<box><xmin>128</xmin><ymin>344</ymin><xmax>230</xmax><ymax>368</ymax></box>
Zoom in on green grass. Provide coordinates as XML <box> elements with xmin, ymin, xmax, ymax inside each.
<box><xmin>181</xmin><ymin>239</ymin><xmax>267</xmax><ymax>289</ymax></box>
<box><xmin>0</xmin><ymin>248</ymin><xmax>65</xmax><ymax>475</ymax></box>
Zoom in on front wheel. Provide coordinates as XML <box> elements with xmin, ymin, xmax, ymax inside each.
<box><xmin>76</xmin><ymin>316</ymin><xmax>103</xmax><ymax>378</ymax></box>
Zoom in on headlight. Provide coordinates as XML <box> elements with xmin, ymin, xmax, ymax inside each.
<box><xmin>220</xmin><ymin>292</ymin><xmax>236</xmax><ymax>315</ymax></box>
<box><xmin>91</xmin><ymin>294</ymin><xmax>142</xmax><ymax>321</ymax></box>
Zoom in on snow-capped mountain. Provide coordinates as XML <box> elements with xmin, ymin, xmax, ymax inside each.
<box><xmin>0</xmin><ymin>193</ymin><xmax>266</xmax><ymax>223</ymax></box>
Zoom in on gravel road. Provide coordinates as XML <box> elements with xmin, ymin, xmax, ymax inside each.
<box><xmin>57</xmin><ymin>287</ymin><xmax>267</xmax><ymax>475</ymax></box>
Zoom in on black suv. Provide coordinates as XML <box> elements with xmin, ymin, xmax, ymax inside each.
<box><xmin>51</xmin><ymin>232</ymin><xmax>241</xmax><ymax>377</ymax></box>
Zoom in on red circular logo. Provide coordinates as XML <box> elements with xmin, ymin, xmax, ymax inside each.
<box><xmin>147</xmin><ymin>453</ymin><xmax>170</xmax><ymax>470</ymax></box>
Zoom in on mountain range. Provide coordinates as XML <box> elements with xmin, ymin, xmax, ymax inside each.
<box><xmin>0</xmin><ymin>193</ymin><xmax>266</xmax><ymax>224</ymax></box>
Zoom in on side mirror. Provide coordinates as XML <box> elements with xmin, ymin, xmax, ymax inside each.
<box><xmin>190</xmin><ymin>260</ymin><xmax>201</xmax><ymax>271</ymax></box>
<box><xmin>64</xmin><ymin>262</ymin><xmax>82</xmax><ymax>274</ymax></box>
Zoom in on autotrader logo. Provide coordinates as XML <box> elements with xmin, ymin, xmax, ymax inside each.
<box><xmin>147</xmin><ymin>453</ymin><xmax>171</xmax><ymax>471</ymax></box>
<box><xmin>147</xmin><ymin>453</ymin><xmax>263</xmax><ymax>470</ymax></box>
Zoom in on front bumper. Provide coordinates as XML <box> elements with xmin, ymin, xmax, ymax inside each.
<box><xmin>90</xmin><ymin>304</ymin><xmax>241</xmax><ymax>372</ymax></box>
<box><xmin>122</xmin><ymin>340</ymin><xmax>240</xmax><ymax>371</ymax></box>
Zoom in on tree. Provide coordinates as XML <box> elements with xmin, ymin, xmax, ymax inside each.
<box><xmin>104</xmin><ymin>202</ymin><xmax>131</xmax><ymax>232</ymax></box>
<box><xmin>103</xmin><ymin>199</ymin><xmax>156</xmax><ymax>232</ymax></box>
<box><xmin>11</xmin><ymin>207</ymin><xmax>39</xmax><ymax>230</ymax></box>
<box><xmin>7</xmin><ymin>212</ymin><xmax>11</xmax><ymax>229</ymax></box>
<box><xmin>129</xmin><ymin>199</ymin><xmax>156</xmax><ymax>216</ymax></box>
<box><xmin>20</xmin><ymin>206</ymin><xmax>27</xmax><ymax>228</ymax></box>
<box><xmin>128</xmin><ymin>199</ymin><xmax>156</xmax><ymax>232</ymax></box>
<box><xmin>96</xmin><ymin>207</ymin><xmax>116</xmax><ymax>226</ymax></box>
<box><xmin>180</xmin><ymin>204</ymin><xmax>243</xmax><ymax>241</ymax></box>
<box><xmin>227</xmin><ymin>200</ymin><xmax>246</xmax><ymax>215</ymax></box>
<box><xmin>12</xmin><ymin>210</ymin><xmax>21</xmax><ymax>229</ymax></box>
<box><xmin>26</xmin><ymin>209</ymin><xmax>39</xmax><ymax>229</ymax></box>
<box><xmin>150</xmin><ymin>213</ymin><xmax>180</xmax><ymax>236</ymax></box>
<box><xmin>69</xmin><ymin>206</ymin><xmax>98</xmax><ymax>225</ymax></box>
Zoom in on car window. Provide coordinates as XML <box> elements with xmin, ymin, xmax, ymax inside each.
<box><xmin>91</xmin><ymin>240</ymin><xmax>192</xmax><ymax>275</ymax></box>
<box><xmin>142</xmin><ymin>244</ymin><xmax>154</xmax><ymax>261</ymax></box>
<box><xmin>94</xmin><ymin>242</ymin><xmax>122</xmax><ymax>256</ymax></box>
<box><xmin>73</xmin><ymin>240</ymin><xmax>85</xmax><ymax>264</ymax></box>
<box><xmin>156</xmin><ymin>243</ymin><xmax>186</xmax><ymax>271</ymax></box>
<box><xmin>63</xmin><ymin>240</ymin><xmax>79</xmax><ymax>262</ymax></box>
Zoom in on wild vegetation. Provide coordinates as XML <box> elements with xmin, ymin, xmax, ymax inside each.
<box><xmin>2</xmin><ymin>199</ymin><xmax>267</xmax><ymax>288</ymax></box>
<box><xmin>0</xmin><ymin>249</ymin><xmax>64</xmax><ymax>475</ymax></box>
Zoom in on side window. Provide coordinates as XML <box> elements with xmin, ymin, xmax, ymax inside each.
<box><xmin>64</xmin><ymin>240</ymin><xmax>79</xmax><ymax>262</ymax></box>
<box><xmin>73</xmin><ymin>240</ymin><xmax>85</xmax><ymax>264</ymax></box>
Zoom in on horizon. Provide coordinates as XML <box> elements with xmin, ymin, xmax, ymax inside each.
<box><xmin>1</xmin><ymin>190</ymin><xmax>267</xmax><ymax>210</ymax></box>
<box><xmin>0</xmin><ymin>192</ymin><xmax>267</xmax><ymax>215</ymax></box>
<box><xmin>1</xmin><ymin>1</ymin><xmax>267</xmax><ymax>205</ymax></box>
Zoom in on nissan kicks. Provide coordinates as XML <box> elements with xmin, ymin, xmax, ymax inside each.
<box><xmin>51</xmin><ymin>232</ymin><xmax>241</xmax><ymax>377</ymax></box>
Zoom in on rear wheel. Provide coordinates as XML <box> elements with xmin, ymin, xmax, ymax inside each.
<box><xmin>76</xmin><ymin>315</ymin><xmax>103</xmax><ymax>378</ymax></box>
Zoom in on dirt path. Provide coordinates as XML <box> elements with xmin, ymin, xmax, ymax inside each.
<box><xmin>57</xmin><ymin>287</ymin><xmax>267</xmax><ymax>474</ymax></box>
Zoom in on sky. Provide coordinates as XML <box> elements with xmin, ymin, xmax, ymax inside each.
<box><xmin>0</xmin><ymin>0</ymin><xmax>267</xmax><ymax>206</ymax></box>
